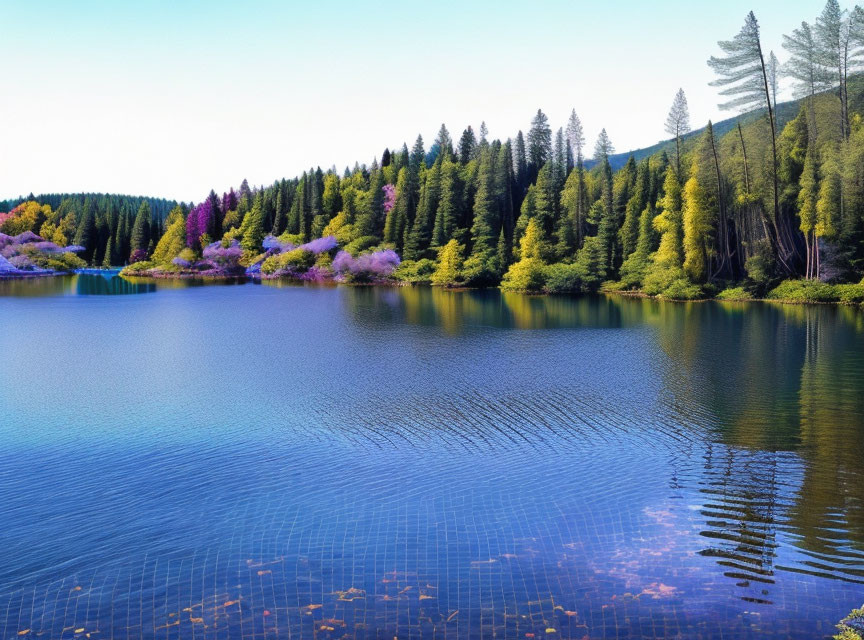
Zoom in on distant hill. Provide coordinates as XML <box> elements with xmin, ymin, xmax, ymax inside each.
<box><xmin>1</xmin><ymin>193</ymin><xmax>178</xmax><ymax>221</ymax></box>
<box><xmin>592</xmin><ymin>76</ymin><xmax>864</xmax><ymax>171</ymax></box>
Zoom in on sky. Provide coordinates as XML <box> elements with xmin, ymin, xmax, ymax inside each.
<box><xmin>1</xmin><ymin>0</ymin><xmax>828</xmax><ymax>203</ymax></box>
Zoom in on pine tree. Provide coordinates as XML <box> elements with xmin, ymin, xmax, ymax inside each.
<box><xmin>73</xmin><ymin>200</ymin><xmax>97</xmax><ymax>263</ymax></box>
<box><xmin>513</xmin><ymin>131</ymin><xmax>528</xmax><ymax>195</ymax></box>
<box><xmin>130</xmin><ymin>201</ymin><xmax>152</xmax><ymax>253</ymax></box>
<box><xmin>798</xmin><ymin>145</ymin><xmax>819</xmax><ymax>278</ymax></box>
<box><xmin>815</xmin><ymin>147</ymin><xmax>841</xmax><ymax>276</ymax></box>
<box><xmin>431</xmin><ymin>239</ymin><xmax>464</xmax><ymax>286</ymax></box>
<box><xmin>384</xmin><ymin>168</ymin><xmax>409</xmax><ymax>249</ymax></box>
<box><xmin>357</xmin><ymin>168</ymin><xmax>385</xmax><ymax>238</ymax></box>
<box><xmin>619</xmin><ymin>159</ymin><xmax>650</xmax><ymax>258</ymax></box>
<box><xmin>500</xmin><ymin>218</ymin><xmax>547</xmax><ymax>291</ymax></box>
<box><xmin>527</xmin><ymin>109</ymin><xmax>552</xmax><ymax>181</ymax></box>
<box><xmin>566</xmin><ymin>109</ymin><xmax>585</xmax><ymax>165</ymax></box>
<box><xmin>682</xmin><ymin>172</ymin><xmax>712</xmax><ymax>283</ymax></box>
<box><xmin>432</xmin><ymin>159</ymin><xmax>463</xmax><ymax>247</ymax></box>
<box><xmin>594</xmin><ymin>129</ymin><xmax>614</xmax><ymax>162</ymax></box>
<box><xmin>783</xmin><ymin>21</ymin><xmax>831</xmax><ymax>138</ymax></box>
<box><xmin>708</xmin><ymin>11</ymin><xmax>787</xmax><ymax>267</ymax></box>
<box><xmin>240</xmin><ymin>194</ymin><xmax>266</xmax><ymax>252</ymax></box>
<box><xmin>652</xmin><ymin>169</ymin><xmax>685</xmax><ymax>271</ymax></box>
<box><xmin>665</xmin><ymin>89</ymin><xmax>691</xmax><ymax>177</ymax></box>
<box><xmin>458</xmin><ymin>127</ymin><xmax>477</xmax><ymax>164</ymax></box>
<box><xmin>102</xmin><ymin>236</ymin><xmax>113</xmax><ymax>268</ymax></box>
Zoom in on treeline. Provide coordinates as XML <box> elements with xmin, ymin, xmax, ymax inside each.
<box><xmin>0</xmin><ymin>194</ymin><xmax>176</xmax><ymax>266</ymax></box>
<box><xmin>6</xmin><ymin>1</ymin><xmax>864</xmax><ymax>300</ymax></box>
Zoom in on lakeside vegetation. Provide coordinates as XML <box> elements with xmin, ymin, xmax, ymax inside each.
<box><xmin>3</xmin><ymin>2</ymin><xmax>864</xmax><ymax>305</ymax></box>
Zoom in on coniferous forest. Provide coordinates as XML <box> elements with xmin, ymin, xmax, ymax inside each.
<box><xmin>5</xmin><ymin>2</ymin><xmax>864</xmax><ymax>304</ymax></box>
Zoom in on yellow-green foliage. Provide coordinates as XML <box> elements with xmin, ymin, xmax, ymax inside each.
<box><xmin>682</xmin><ymin>174</ymin><xmax>712</xmax><ymax>283</ymax></box>
<box><xmin>120</xmin><ymin>260</ymin><xmax>155</xmax><ymax>275</ymax></box>
<box><xmin>25</xmin><ymin>250</ymin><xmax>86</xmax><ymax>272</ymax></box>
<box><xmin>500</xmin><ymin>256</ymin><xmax>546</xmax><ymax>292</ymax></box>
<box><xmin>816</xmin><ymin>148</ymin><xmax>840</xmax><ymax>238</ymax></box>
<box><xmin>395</xmin><ymin>258</ymin><xmax>437</xmax><ymax>283</ymax></box>
<box><xmin>38</xmin><ymin>221</ymin><xmax>69</xmax><ymax>247</ymax></box>
<box><xmin>798</xmin><ymin>147</ymin><xmax>818</xmax><ymax>234</ymax></box>
<box><xmin>1</xmin><ymin>201</ymin><xmax>52</xmax><ymax>235</ymax></box>
<box><xmin>344</xmin><ymin>236</ymin><xmax>379</xmax><ymax>256</ymax></box>
<box><xmin>261</xmin><ymin>248</ymin><xmax>315</xmax><ymax>275</ymax></box>
<box><xmin>659</xmin><ymin>278</ymin><xmax>704</xmax><ymax>300</ymax></box>
<box><xmin>322</xmin><ymin>212</ymin><xmax>355</xmax><ymax>245</ymax></box>
<box><xmin>717</xmin><ymin>286</ymin><xmax>753</xmax><ymax>301</ymax></box>
<box><xmin>278</xmin><ymin>232</ymin><xmax>304</xmax><ymax>246</ymax></box>
<box><xmin>501</xmin><ymin>219</ymin><xmax>547</xmax><ymax>292</ymax></box>
<box><xmin>222</xmin><ymin>226</ymin><xmax>242</xmax><ymax>244</ymax></box>
<box><xmin>431</xmin><ymin>239</ymin><xmax>464</xmax><ymax>286</ymax></box>
<box><xmin>764</xmin><ymin>279</ymin><xmax>864</xmax><ymax>303</ymax></box>
<box><xmin>222</xmin><ymin>209</ymin><xmax>241</xmax><ymax>231</ymax></box>
<box><xmin>151</xmin><ymin>215</ymin><xmax>186</xmax><ymax>265</ymax></box>
<box><xmin>834</xmin><ymin>607</ymin><xmax>864</xmax><ymax>640</ymax></box>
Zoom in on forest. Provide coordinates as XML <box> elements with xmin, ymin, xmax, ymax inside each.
<box><xmin>4</xmin><ymin>1</ymin><xmax>864</xmax><ymax>303</ymax></box>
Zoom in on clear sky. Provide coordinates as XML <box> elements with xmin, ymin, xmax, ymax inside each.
<box><xmin>1</xmin><ymin>0</ymin><xmax>828</xmax><ymax>203</ymax></box>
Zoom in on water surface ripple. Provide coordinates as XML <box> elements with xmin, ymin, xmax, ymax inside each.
<box><xmin>0</xmin><ymin>277</ymin><xmax>862</xmax><ymax>639</ymax></box>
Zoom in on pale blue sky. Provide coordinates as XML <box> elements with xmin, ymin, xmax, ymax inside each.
<box><xmin>1</xmin><ymin>0</ymin><xmax>827</xmax><ymax>202</ymax></box>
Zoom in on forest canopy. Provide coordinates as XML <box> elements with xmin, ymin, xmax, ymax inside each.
<box><xmin>4</xmin><ymin>1</ymin><xmax>864</xmax><ymax>301</ymax></box>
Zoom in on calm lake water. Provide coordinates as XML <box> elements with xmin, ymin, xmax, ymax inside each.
<box><xmin>1</xmin><ymin>274</ymin><xmax>863</xmax><ymax>639</ymax></box>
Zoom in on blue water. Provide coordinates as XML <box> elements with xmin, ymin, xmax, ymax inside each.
<box><xmin>1</xmin><ymin>275</ymin><xmax>863</xmax><ymax>639</ymax></box>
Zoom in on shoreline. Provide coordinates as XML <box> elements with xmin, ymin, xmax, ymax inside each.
<box><xmin>4</xmin><ymin>270</ymin><xmax>863</xmax><ymax>308</ymax></box>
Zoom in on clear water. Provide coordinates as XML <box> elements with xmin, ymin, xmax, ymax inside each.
<box><xmin>1</xmin><ymin>275</ymin><xmax>863</xmax><ymax>639</ymax></box>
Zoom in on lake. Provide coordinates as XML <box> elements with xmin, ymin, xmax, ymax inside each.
<box><xmin>1</xmin><ymin>274</ymin><xmax>862</xmax><ymax>639</ymax></box>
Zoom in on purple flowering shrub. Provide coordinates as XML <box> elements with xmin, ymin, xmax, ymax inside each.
<box><xmin>0</xmin><ymin>232</ymin><xmax>86</xmax><ymax>273</ymax></box>
<box><xmin>202</xmin><ymin>240</ymin><xmax>243</xmax><ymax>267</ymax></box>
<box><xmin>332</xmin><ymin>249</ymin><xmax>400</xmax><ymax>282</ymax></box>
<box><xmin>299</xmin><ymin>235</ymin><xmax>338</xmax><ymax>254</ymax></box>
<box><xmin>262</xmin><ymin>235</ymin><xmax>289</xmax><ymax>251</ymax></box>
<box><xmin>129</xmin><ymin>248</ymin><xmax>149</xmax><ymax>264</ymax></box>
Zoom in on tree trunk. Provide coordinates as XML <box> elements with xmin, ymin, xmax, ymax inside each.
<box><xmin>757</xmin><ymin>42</ymin><xmax>793</xmax><ymax>274</ymax></box>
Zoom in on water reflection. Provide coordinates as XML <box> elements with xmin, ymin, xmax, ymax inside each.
<box><xmin>346</xmin><ymin>286</ymin><xmax>864</xmax><ymax>595</ymax></box>
<box><xmin>0</xmin><ymin>274</ymin><xmax>255</xmax><ymax>296</ymax></box>
<box><xmin>1</xmin><ymin>281</ymin><xmax>863</xmax><ymax>638</ymax></box>
<box><xmin>631</xmin><ymin>297</ymin><xmax>864</xmax><ymax>594</ymax></box>
<box><xmin>344</xmin><ymin>286</ymin><xmax>634</xmax><ymax>332</ymax></box>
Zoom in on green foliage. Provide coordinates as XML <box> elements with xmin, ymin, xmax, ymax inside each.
<box><xmin>573</xmin><ymin>234</ymin><xmax>607</xmax><ymax>292</ymax></box>
<box><xmin>659</xmin><ymin>278</ymin><xmax>705</xmax><ymax>300</ymax></box>
<box><xmin>343</xmin><ymin>235</ymin><xmax>379</xmax><ymax>256</ymax></box>
<box><xmin>394</xmin><ymin>258</ymin><xmax>437</xmax><ymax>284</ymax></box>
<box><xmin>643</xmin><ymin>265</ymin><xmax>686</xmax><ymax>296</ymax></box>
<box><xmin>836</xmin><ymin>283</ymin><xmax>864</xmax><ymax>304</ymax></box>
<box><xmin>239</xmin><ymin>196</ymin><xmax>266</xmax><ymax>252</ymax></box>
<box><xmin>767</xmin><ymin>279</ymin><xmax>839</xmax><ymax>303</ymax></box>
<box><xmin>462</xmin><ymin>248</ymin><xmax>500</xmax><ymax>287</ymax></box>
<box><xmin>544</xmin><ymin>262</ymin><xmax>584</xmax><ymax>293</ymax></box>
<box><xmin>716</xmin><ymin>286</ymin><xmax>753</xmax><ymax>301</ymax></box>
<box><xmin>130</xmin><ymin>201</ymin><xmax>152</xmax><ymax>253</ymax></box>
<box><xmin>744</xmin><ymin>239</ymin><xmax>779</xmax><ymax>293</ymax></box>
